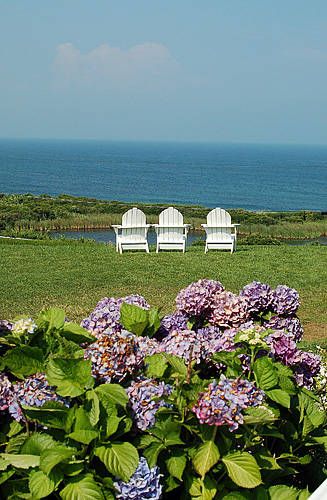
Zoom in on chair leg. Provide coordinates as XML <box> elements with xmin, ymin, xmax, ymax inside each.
<box><xmin>205</xmin><ymin>243</ymin><xmax>208</xmax><ymax>254</ymax></box>
<box><xmin>119</xmin><ymin>243</ymin><xmax>123</xmax><ymax>254</ymax></box>
<box><xmin>146</xmin><ymin>244</ymin><xmax>150</xmax><ymax>254</ymax></box>
<box><xmin>156</xmin><ymin>242</ymin><xmax>159</xmax><ymax>253</ymax></box>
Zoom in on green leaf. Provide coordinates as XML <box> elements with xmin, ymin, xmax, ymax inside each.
<box><xmin>164</xmin><ymin>354</ymin><xmax>187</xmax><ymax>377</ymax></box>
<box><xmin>7</xmin><ymin>421</ymin><xmax>23</xmax><ymax>438</ymax></box>
<box><xmin>253</xmin><ymin>357</ymin><xmax>278</xmax><ymax>390</ymax></box>
<box><xmin>268</xmin><ymin>485</ymin><xmax>302</xmax><ymax>500</ymax></box>
<box><xmin>2</xmin><ymin>346</ymin><xmax>44</xmax><ymax>378</ymax></box>
<box><xmin>243</xmin><ymin>406</ymin><xmax>277</xmax><ymax>424</ymax></box>
<box><xmin>5</xmin><ymin>433</ymin><xmax>28</xmax><ymax>453</ymax></box>
<box><xmin>60</xmin><ymin>474</ymin><xmax>104</xmax><ymax>500</ymax></box>
<box><xmin>120</xmin><ymin>303</ymin><xmax>148</xmax><ymax>336</ymax></box>
<box><xmin>40</xmin><ymin>445</ymin><xmax>76</xmax><ymax>474</ymax></box>
<box><xmin>61</xmin><ymin>323</ymin><xmax>96</xmax><ymax>344</ymax></box>
<box><xmin>95</xmin><ymin>443</ymin><xmax>139</xmax><ymax>482</ymax></box>
<box><xmin>222</xmin><ymin>452</ymin><xmax>262</xmax><ymax>489</ymax></box>
<box><xmin>95</xmin><ymin>383</ymin><xmax>128</xmax><ymax>407</ymax></box>
<box><xmin>166</xmin><ymin>450</ymin><xmax>187</xmax><ymax>481</ymax></box>
<box><xmin>0</xmin><ymin>469</ymin><xmax>15</xmax><ymax>486</ymax></box>
<box><xmin>37</xmin><ymin>308</ymin><xmax>65</xmax><ymax>331</ymax></box>
<box><xmin>298</xmin><ymin>391</ymin><xmax>325</xmax><ymax>429</ymax></box>
<box><xmin>188</xmin><ymin>475</ymin><xmax>217</xmax><ymax>500</ymax></box>
<box><xmin>85</xmin><ymin>390</ymin><xmax>100</xmax><ymax>426</ymax></box>
<box><xmin>266</xmin><ymin>389</ymin><xmax>290</xmax><ymax>408</ymax></box>
<box><xmin>143</xmin><ymin>442</ymin><xmax>165</xmax><ymax>467</ymax></box>
<box><xmin>46</xmin><ymin>357</ymin><xmax>94</xmax><ymax>397</ymax></box>
<box><xmin>0</xmin><ymin>458</ymin><xmax>9</xmax><ymax>471</ymax></box>
<box><xmin>144</xmin><ymin>353</ymin><xmax>168</xmax><ymax>378</ymax></box>
<box><xmin>146</xmin><ymin>308</ymin><xmax>161</xmax><ymax>337</ymax></box>
<box><xmin>254</xmin><ymin>452</ymin><xmax>281</xmax><ymax>470</ymax></box>
<box><xmin>21</xmin><ymin>433</ymin><xmax>57</xmax><ymax>455</ymax></box>
<box><xmin>193</xmin><ymin>441</ymin><xmax>220</xmax><ymax>478</ymax></box>
<box><xmin>29</xmin><ymin>469</ymin><xmax>63</xmax><ymax>499</ymax></box>
<box><xmin>0</xmin><ymin>454</ymin><xmax>40</xmax><ymax>469</ymax></box>
<box><xmin>68</xmin><ymin>429</ymin><xmax>98</xmax><ymax>445</ymax></box>
<box><xmin>151</xmin><ymin>417</ymin><xmax>184</xmax><ymax>446</ymax></box>
<box><xmin>22</xmin><ymin>401</ymin><xmax>69</xmax><ymax>430</ymax></box>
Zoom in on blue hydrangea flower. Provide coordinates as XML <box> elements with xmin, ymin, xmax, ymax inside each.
<box><xmin>81</xmin><ymin>294</ymin><xmax>150</xmax><ymax>337</ymax></box>
<box><xmin>0</xmin><ymin>373</ymin><xmax>14</xmax><ymax>412</ymax></box>
<box><xmin>192</xmin><ymin>375</ymin><xmax>264</xmax><ymax>431</ymax></box>
<box><xmin>114</xmin><ymin>457</ymin><xmax>162</xmax><ymax>500</ymax></box>
<box><xmin>158</xmin><ymin>311</ymin><xmax>189</xmax><ymax>337</ymax></box>
<box><xmin>9</xmin><ymin>373</ymin><xmax>68</xmax><ymax>421</ymax></box>
<box><xmin>159</xmin><ymin>329</ymin><xmax>204</xmax><ymax>364</ymax></box>
<box><xmin>84</xmin><ymin>330</ymin><xmax>159</xmax><ymax>383</ymax></box>
<box><xmin>126</xmin><ymin>378</ymin><xmax>172</xmax><ymax>430</ymax></box>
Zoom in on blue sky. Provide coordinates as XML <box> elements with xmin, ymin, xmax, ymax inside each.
<box><xmin>1</xmin><ymin>0</ymin><xmax>327</xmax><ymax>143</ymax></box>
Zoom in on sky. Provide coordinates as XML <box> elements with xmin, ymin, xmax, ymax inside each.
<box><xmin>1</xmin><ymin>0</ymin><xmax>327</xmax><ymax>144</ymax></box>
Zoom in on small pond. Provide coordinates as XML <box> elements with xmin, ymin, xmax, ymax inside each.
<box><xmin>51</xmin><ymin>229</ymin><xmax>327</xmax><ymax>246</ymax></box>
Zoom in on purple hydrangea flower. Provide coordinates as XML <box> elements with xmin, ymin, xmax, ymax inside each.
<box><xmin>271</xmin><ymin>285</ymin><xmax>300</xmax><ymax>316</ymax></box>
<box><xmin>84</xmin><ymin>330</ymin><xmax>159</xmax><ymax>383</ymax></box>
<box><xmin>81</xmin><ymin>294</ymin><xmax>150</xmax><ymax>337</ymax></box>
<box><xmin>0</xmin><ymin>320</ymin><xmax>13</xmax><ymax>334</ymax></box>
<box><xmin>264</xmin><ymin>315</ymin><xmax>303</xmax><ymax>342</ymax></box>
<box><xmin>176</xmin><ymin>279</ymin><xmax>224</xmax><ymax>317</ymax></box>
<box><xmin>198</xmin><ymin>326</ymin><xmax>237</xmax><ymax>359</ymax></box>
<box><xmin>209</xmin><ymin>291</ymin><xmax>250</xmax><ymax>328</ymax></box>
<box><xmin>266</xmin><ymin>331</ymin><xmax>298</xmax><ymax>365</ymax></box>
<box><xmin>240</xmin><ymin>281</ymin><xmax>273</xmax><ymax>315</ymax></box>
<box><xmin>293</xmin><ymin>351</ymin><xmax>321</xmax><ymax>389</ymax></box>
<box><xmin>9</xmin><ymin>373</ymin><xmax>68</xmax><ymax>422</ymax></box>
<box><xmin>126</xmin><ymin>378</ymin><xmax>172</xmax><ymax>430</ymax></box>
<box><xmin>159</xmin><ymin>329</ymin><xmax>204</xmax><ymax>364</ymax></box>
<box><xmin>0</xmin><ymin>373</ymin><xmax>14</xmax><ymax>411</ymax></box>
<box><xmin>192</xmin><ymin>376</ymin><xmax>264</xmax><ymax>431</ymax></box>
<box><xmin>158</xmin><ymin>311</ymin><xmax>189</xmax><ymax>337</ymax></box>
<box><xmin>114</xmin><ymin>457</ymin><xmax>162</xmax><ymax>500</ymax></box>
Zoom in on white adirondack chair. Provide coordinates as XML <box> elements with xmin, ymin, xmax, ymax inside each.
<box><xmin>201</xmin><ymin>208</ymin><xmax>239</xmax><ymax>253</ymax></box>
<box><xmin>154</xmin><ymin>207</ymin><xmax>190</xmax><ymax>252</ymax></box>
<box><xmin>112</xmin><ymin>207</ymin><xmax>150</xmax><ymax>253</ymax></box>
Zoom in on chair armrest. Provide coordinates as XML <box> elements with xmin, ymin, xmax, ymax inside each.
<box><xmin>112</xmin><ymin>225</ymin><xmax>122</xmax><ymax>229</ymax></box>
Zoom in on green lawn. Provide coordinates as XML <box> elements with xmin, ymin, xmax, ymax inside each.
<box><xmin>0</xmin><ymin>239</ymin><xmax>326</xmax><ymax>340</ymax></box>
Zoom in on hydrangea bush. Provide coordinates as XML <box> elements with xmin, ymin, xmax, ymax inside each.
<box><xmin>0</xmin><ymin>279</ymin><xmax>326</xmax><ymax>499</ymax></box>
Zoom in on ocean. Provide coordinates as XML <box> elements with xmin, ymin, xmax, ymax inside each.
<box><xmin>0</xmin><ymin>139</ymin><xmax>326</xmax><ymax>211</ymax></box>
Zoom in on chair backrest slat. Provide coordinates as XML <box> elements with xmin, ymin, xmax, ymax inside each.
<box><xmin>121</xmin><ymin>208</ymin><xmax>147</xmax><ymax>242</ymax></box>
<box><xmin>158</xmin><ymin>207</ymin><xmax>184</xmax><ymax>242</ymax></box>
<box><xmin>207</xmin><ymin>207</ymin><xmax>231</xmax><ymax>226</ymax></box>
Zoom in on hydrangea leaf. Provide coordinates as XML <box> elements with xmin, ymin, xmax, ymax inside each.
<box><xmin>146</xmin><ymin>307</ymin><xmax>161</xmax><ymax>337</ymax></box>
<box><xmin>166</xmin><ymin>449</ymin><xmax>187</xmax><ymax>481</ymax></box>
<box><xmin>0</xmin><ymin>453</ymin><xmax>40</xmax><ymax>469</ymax></box>
<box><xmin>143</xmin><ymin>442</ymin><xmax>165</xmax><ymax>468</ymax></box>
<box><xmin>29</xmin><ymin>469</ymin><xmax>63</xmax><ymax>499</ymax></box>
<box><xmin>68</xmin><ymin>430</ymin><xmax>98</xmax><ymax>445</ymax></box>
<box><xmin>0</xmin><ymin>469</ymin><xmax>15</xmax><ymax>486</ymax></box>
<box><xmin>21</xmin><ymin>433</ymin><xmax>57</xmax><ymax>455</ymax></box>
<box><xmin>22</xmin><ymin>401</ymin><xmax>69</xmax><ymax>430</ymax></box>
<box><xmin>85</xmin><ymin>390</ymin><xmax>100</xmax><ymax>426</ymax></box>
<box><xmin>145</xmin><ymin>353</ymin><xmax>168</xmax><ymax>378</ymax></box>
<box><xmin>193</xmin><ymin>441</ymin><xmax>220</xmax><ymax>478</ymax></box>
<box><xmin>40</xmin><ymin>445</ymin><xmax>76</xmax><ymax>474</ymax></box>
<box><xmin>243</xmin><ymin>406</ymin><xmax>277</xmax><ymax>425</ymax></box>
<box><xmin>164</xmin><ymin>354</ymin><xmax>187</xmax><ymax>378</ymax></box>
<box><xmin>95</xmin><ymin>383</ymin><xmax>128</xmax><ymax>407</ymax></box>
<box><xmin>61</xmin><ymin>322</ymin><xmax>95</xmax><ymax>344</ymax></box>
<box><xmin>266</xmin><ymin>389</ymin><xmax>290</xmax><ymax>409</ymax></box>
<box><xmin>46</xmin><ymin>358</ymin><xmax>94</xmax><ymax>397</ymax></box>
<box><xmin>1</xmin><ymin>346</ymin><xmax>44</xmax><ymax>378</ymax></box>
<box><xmin>188</xmin><ymin>475</ymin><xmax>217</xmax><ymax>500</ymax></box>
<box><xmin>95</xmin><ymin>443</ymin><xmax>139</xmax><ymax>482</ymax></box>
<box><xmin>253</xmin><ymin>357</ymin><xmax>278</xmax><ymax>390</ymax></box>
<box><xmin>120</xmin><ymin>303</ymin><xmax>148</xmax><ymax>336</ymax></box>
<box><xmin>222</xmin><ymin>452</ymin><xmax>262</xmax><ymax>489</ymax></box>
<box><xmin>60</xmin><ymin>474</ymin><xmax>104</xmax><ymax>500</ymax></box>
<box><xmin>37</xmin><ymin>308</ymin><xmax>65</xmax><ymax>332</ymax></box>
<box><xmin>268</xmin><ymin>485</ymin><xmax>303</xmax><ymax>500</ymax></box>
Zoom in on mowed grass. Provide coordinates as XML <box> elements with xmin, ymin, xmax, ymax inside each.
<box><xmin>0</xmin><ymin>239</ymin><xmax>326</xmax><ymax>340</ymax></box>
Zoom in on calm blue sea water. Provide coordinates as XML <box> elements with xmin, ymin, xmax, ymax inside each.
<box><xmin>0</xmin><ymin>139</ymin><xmax>326</xmax><ymax>210</ymax></box>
